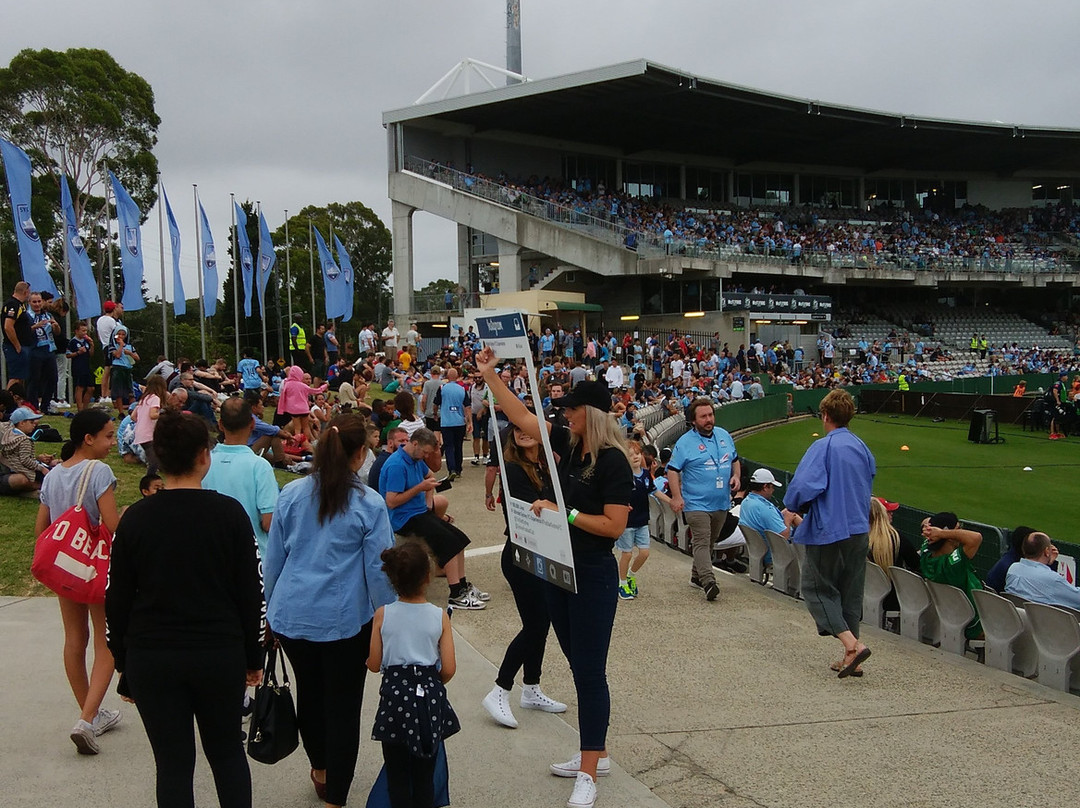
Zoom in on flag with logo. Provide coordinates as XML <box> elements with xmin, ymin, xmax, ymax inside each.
<box><xmin>257</xmin><ymin>212</ymin><xmax>276</xmax><ymax>319</ymax></box>
<box><xmin>199</xmin><ymin>201</ymin><xmax>218</xmax><ymax>317</ymax></box>
<box><xmin>313</xmin><ymin>228</ymin><xmax>345</xmax><ymax>320</ymax></box>
<box><xmin>332</xmin><ymin>235</ymin><xmax>354</xmax><ymax>323</ymax></box>
<box><xmin>108</xmin><ymin>172</ymin><xmax>146</xmax><ymax>311</ymax></box>
<box><xmin>234</xmin><ymin>202</ymin><xmax>254</xmax><ymax>317</ymax></box>
<box><xmin>0</xmin><ymin>139</ymin><xmax>56</xmax><ymax>295</ymax></box>
<box><xmin>161</xmin><ymin>185</ymin><xmax>185</xmax><ymax>316</ymax></box>
<box><xmin>59</xmin><ymin>175</ymin><xmax>101</xmax><ymax>319</ymax></box>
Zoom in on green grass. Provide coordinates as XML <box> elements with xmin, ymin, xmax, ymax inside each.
<box><xmin>736</xmin><ymin>414</ymin><xmax>1079</xmax><ymax>540</ymax></box>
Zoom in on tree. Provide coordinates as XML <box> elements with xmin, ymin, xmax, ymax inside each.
<box><xmin>414</xmin><ymin>278</ymin><xmax>459</xmax><ymax>313</ymax></box>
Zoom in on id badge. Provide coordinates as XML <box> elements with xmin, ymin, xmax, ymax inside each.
<box><xmin>716</xmin><ymin>476</ymin><xmax>724</xmax><ymax>489</ymax></box>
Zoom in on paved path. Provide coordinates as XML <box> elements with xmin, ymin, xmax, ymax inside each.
<box><xmin>2</xmin><ymin>463</ymin><xmax>1077</xmax><ymax>807</ymax></box>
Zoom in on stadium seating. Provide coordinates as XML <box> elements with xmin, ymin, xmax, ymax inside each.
<box><xmin>891</xmin><ymin>568</ymin><xmax>942</xmax><ymax>646</ymax></box>
<box><xmin>764</xmin><ymin>529</ymin><xmax>801</xmax><ymax>598</ymax></box>
<box><xmin>972</xmin><ymin>590</ymin><xmax>1038</xmax><ymax>677</ymax></box>
<box><xmin>863</xmin><ymin>562</ymin><xmax>899</xmax><ymax>631</ymax></box>
<box><xmin>740</xmin><ymin>525</ymin><xmax>771</xmax><ymax>585</ymax></box>
<box><xmin>926</xmin><ymin>580</ymin><xmax>979</xmax><ymax>656</ymax></box>
<box><xmin>1024</xmin><ymin>603</ymin><xmax>1080</xmax><ymax>692</ymax></box>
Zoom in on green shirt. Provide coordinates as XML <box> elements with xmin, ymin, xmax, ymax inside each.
<box><xmin>920</xmin><ymin>541</ymin><xmax>983</xmax><ymax>638</ymax></box>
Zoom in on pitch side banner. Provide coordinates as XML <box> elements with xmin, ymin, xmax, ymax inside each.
<box><xmin>477</xmin><ymin>311</ymin><xmax>576</xmax><ymax>593</ymax></box>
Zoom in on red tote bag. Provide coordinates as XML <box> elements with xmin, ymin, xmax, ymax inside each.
<box><xmin>31</xmin><ymin>460</ymin><xmax>113</xmax><ymax>604</ymax></box>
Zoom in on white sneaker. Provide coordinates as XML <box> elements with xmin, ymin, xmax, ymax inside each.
<box><xmin>550</xmin><ymin>752</ymin><xmax>611</xmax><ymax>778</ymax></box>
<box><xmin>481</xmin><ymin>685</ymin><xmax>518</xmax><ymax>728</ymax></box>
<box><xmin>567</xmin><ymin>772</ymin><xmax>597</xmax><ymax>808</ymax></box>
<box><xmin>448</xmin><ymin>590</ymin><xmax>486</xmax><ymax>610</ymax></box>
<box><xmin>70</xmin><ymin>719</ymin><xmax>100</xmax><ymax>754</ymax></box>
<box><xmin>92</xmin><ymin>708</ymin><xmax>121</xmax><ymax>736</ymax></box>
<box><xmin>468</xmin><ymin>582</ymin><xmax>491</xmax><ymax>602</ymax></box>
<box><xmin>520</xmin><ymin>683</ymin><xmax>567</xmax><ymax>713</ymax></box>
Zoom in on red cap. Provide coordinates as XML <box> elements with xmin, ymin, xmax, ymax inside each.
<box><xmin>103</xmin><ymin>300</ymin><xmax>116</xmax><ymax>313</ymax></box>
<box><xmin>875</xmin><ymin>496</ymin><xmax>899</xmax><ymax>512</ymax></box>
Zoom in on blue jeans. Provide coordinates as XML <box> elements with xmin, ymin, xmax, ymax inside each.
<box><xmin>545</xmin><ymin>550</ymin><xmax>617</xmax><ymax>751</ymax></box>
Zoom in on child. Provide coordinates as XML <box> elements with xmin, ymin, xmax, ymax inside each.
<box><xmin>367</xmin><ymin>542</ymin><xmax>459</xmax><ymax>808</ymax></box>
<box><xmin>138</xmin><ymin>473</ymin><xmax>163</xmax><ymax>496</ymax></box>
<box><xmin>108</xmin><ymin>325</ymin><xmax>138</xmax><ymax>415</ymax></box>
<box><xmin>66</xmin><ymin>323</ymin><xmax>95</xmax><ymax>411</ymax></box>
<box><xmin>617</xmin><ymin>440</ymin><xmax>654</xmax><ymax>600</ymax></box>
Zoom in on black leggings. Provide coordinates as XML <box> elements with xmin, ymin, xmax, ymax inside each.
<box><xmin>278</xmin><ymin>623</ymin><xmax>372</xmax><ymax>807</ymax></box>
<box><xmin>495</xmin><ymin>539</ymin><xmax>551</xmax><ymax>691</ymax></box>
<box><xmin>125</xmin><ymin>644</ymin><xmax>251</xmax><ymax>808</ymax></box>
<box><xmin>382</xmin><ymin>742</ymin><xmax>436</xmax><ymax>808</ymax></box>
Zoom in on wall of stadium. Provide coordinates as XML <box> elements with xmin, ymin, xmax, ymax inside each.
<box><xmin>966</xmin><ymin>179</ymin><xmax>1035</xmax><ymax>210</ymax></box>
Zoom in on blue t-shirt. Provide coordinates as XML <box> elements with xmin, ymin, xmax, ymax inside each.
<box><xmin>540</xmin><ymin>333</ymin><xmax>554</xmax><ymax>353</ymax></box>
<box><xmin>627</xmin><ymin>468</ymin><xmax>655</xmax><ymax>528</ymax></box>
<box><xmin>379</xmin><ymin>446</ymin><xmax>430</xmax><ymax>531</ymax></box>
<box><xmin>67</xmin><ymin>336</ymin><xmax>92</xmax><ymax>376</ymax></box>
<box><xmin>437</xmin><ymin>382</ymin><xmax>467</xmax><ymax>428</ymax></box>
<box><xmin>325</xmin><ymin>331</ymin><xmax>338</xmax><ymax>355</ymax></box>
<box><xmin>667</xmin><ymin>426</ymin><xmax>738</xmax><ymax>512</ymax></box>
<box><xmin>237</xmin><ymin>358</ymin><xmax>262</xmax><ymax>390</ymax></box>
<box><xmin>739</xmin><ymin>491</ymin><xmax>787</xmax><ymax>537</ymax></box>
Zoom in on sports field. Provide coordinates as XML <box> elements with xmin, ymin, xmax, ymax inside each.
<box><xmin>736</xmin><ymin>414</ymin><xmax>1079</xmax><ymax>542</ymax></box>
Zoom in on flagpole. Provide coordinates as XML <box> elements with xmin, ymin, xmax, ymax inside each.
<box><xmin>308</xmin><ymin>217</ymin><xmax>316</xmax><ymax>332</ymax></box>
<box><xmin>59</xmin><ymin>151</ymin><xmax>73</xmax><ymax>404</ymax></box>
<box><xmin>230</xmin><ymin>194</ymin><xmax>240</xmax><ymax>365</ymax></box>
<box><xmin>329</xmin><ymin>221</ymin><xmax>335</xmax><ymax>332</ymax></box>
<box><xmin>284</xmin><ymin>209</ymin><xmax>291</xmax><ymax>360</ymax></box>
<box><xmin>257</xmin><ymin>201</ymin><xmax>267</xmax><ymax>364</ymax></box>
<box><xmin>157</xmin><ymin>176</ymin><xmax>168</xmax><ymax>358</ymax></box>
<box><xmin>102</xmin><ymin>160</ymin><xmax>116</xmax><ymax>301</ymax></box>
<box><xmin>0</xmin><ymin>227</ymin><xmax>5</xmax><ymax>388</ymax></box>
<box><xmin>194</xmin><ymin>185</ymin><xmax>206</xmax><ymax>358</ymax></box>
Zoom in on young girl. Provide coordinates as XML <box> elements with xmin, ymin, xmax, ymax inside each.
<box><xmin>35</xmin><ymin>409</ymin><xmax>120</xmax><ymax>754</ymax></box>
<box><xmin>617</xmin><ymin>440</ymin><xmax>654</xmax><ymax>600</ymax></box>
<box><xmin>132</xmin><ymin>375</ymin><xmax>167</xmax><ymax>474</ymax></box>
<box><xmin>367</xmin><ymin>542</ymin><xmax>460</xmax><ymax>808</ymax></box>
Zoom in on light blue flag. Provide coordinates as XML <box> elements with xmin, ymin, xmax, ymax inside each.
<box><xmin>257</xmin><ymin>212</ymin><xmax>276</xmax><ymax>319</ymax></box>
<box><xmin>108</xmin><ymin>171</ymin><xmax>146</xmax><ymax>311</ymax></box>
<box><xmin>199</xmin><ymin>202</ymin><xmax>218</xmax><ymax>317</ymax></box>
<box><xmin>234</xmin><ymin>202</ymin><xmax>254</xmax><ymax>317</ymax></box>
<box><xmin>59</xmin><ymin>175</ymin><xmax>101</xmax><ymax>319</ymax></box>
<box><xmin>313</xmin><ymin>228</ymin><xmax>345</xmax><ymax>320</ymax></box>
<box><xmin>332</xmin><ymin>235</ymin><xmax>354</xmax><ymax>323</ymax></box>
<box><xmin>0</xmin><ymin>139</ymin><xmax>56</xmax><ymax>295</ymax></box>
<box><xmin>161</xmin><ymin>185</ymin><xmax>185</xmax><ymax>316</ymax></box>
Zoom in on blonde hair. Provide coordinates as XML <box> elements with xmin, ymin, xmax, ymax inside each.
<box><xmin>868</xmin><ymin>497</ymin><xmax>900</xmax><ymax>576</ymax></box>
<box><xmin>570</xmin><ymin>405</ymin><xmax>630</xmax><ymax>476</ymax></box>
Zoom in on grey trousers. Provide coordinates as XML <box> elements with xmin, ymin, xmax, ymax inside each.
<box><xmin>683</xmin><ymin>510</ymin><xmax>728</xmax><ymax>586</ymax></box>
<box><xmin>801</xmin><ymin>533</ymin><xmax>869</xmax><ymax>638</ymax></box>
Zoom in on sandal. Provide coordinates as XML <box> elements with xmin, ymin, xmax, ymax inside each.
<box><xmin>837</xmin><ymin>646</ymin><xmax>871</xmax><ymax>679</ymax></box>
<box><xmin>829</xmin><ymin>660</ymin><xmax>863</xmax><ymax>677</ymax></box>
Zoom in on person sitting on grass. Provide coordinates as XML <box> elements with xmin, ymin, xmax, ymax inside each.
<box><xmin>919</xmin><ymin>511</ymin><xmax>984</xmax><ymax>638</ymax></box>
<box><xmin>0</xmin><ymin>406</ymin><xmax>58</xmax><ymax>494</ymax></box>
<box><xmin>139</xmin><ymin>473</ymin><xmax>163</xmax><ymax>496</ymax></box>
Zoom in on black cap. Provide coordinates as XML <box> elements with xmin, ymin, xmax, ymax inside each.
<box><xmin>550</xmin><ymin>380</ymin><xmax>613</xmax><ymax>411</ymax></box>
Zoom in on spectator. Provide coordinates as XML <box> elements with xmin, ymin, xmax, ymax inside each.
<box><xmin>435</xmin><ymin>367</ymin><xmax>469</xmax><ymax>480</ymax></box>
<box><xmin>94</xmin><ymin>299</ymin><xmax>119</xmax><ymax>401</ymax></box>
<box><xmin>0</xmin><ymin>406</ymin><xmax>57</xmax><ymax>493</ymax></box>
<box><xmin>919</xmin><ymin>511</ymin><xmax>984</xmax><ymax>638</ymax></box>
<box><xmin>739</xmin><ymin>468</ymin><xmax>801</xmax><ymax>567</ymax></box>
<box><xmin>66</xmin><ymin>322</ymin><xmax>95</xmax><ymax>411</ymax></box>
<box><xmin>1005</xmin><ymin>531</ymin><xmax>1080</xmax><ymax>609</ymax></box>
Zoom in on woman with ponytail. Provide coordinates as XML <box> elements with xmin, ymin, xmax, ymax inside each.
<box><xmin>263</xmin><ymin>413</ymin><xmax>397</xmax><ymax>807</ymax></box>
<box><xmin>35</xmin><ymin>409</ymin><xmax>120</xmax><ymax>754</ymax></box>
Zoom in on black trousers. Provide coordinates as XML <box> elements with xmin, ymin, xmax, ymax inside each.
<box><xmin>126</xmin><ymin>644</ymin><xmax>251</xmax><ymax>808</ymax></box>
<box><xmin>382</xmin><ymin>742</ymin><xmax>436</xmax><ymax>808</ymax></box>
<box><xmin>441</xmin><ymin>424</ymin><xmax>465</xmax><ymax>474</ymax></box>
<box><xmin>496</xmin><ymin>539</ymin><xmax>551</xmax><ymax>691</ymax></box>
<box><xmin>278</xmin><ymin>623</ymin><xmax>372</xmax><ymax>808</ymax></box>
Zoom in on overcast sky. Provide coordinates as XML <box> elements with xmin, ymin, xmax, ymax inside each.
<box><xmin>3</xmin><ymin>0</ymin><xmax>1080</xmax><ymax>303</ymax></box>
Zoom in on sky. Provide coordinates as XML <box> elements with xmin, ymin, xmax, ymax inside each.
<box><xmin>3</xmin><ymin>0</ymin><xmax>1080</xmax><ymax>304</ymax></box>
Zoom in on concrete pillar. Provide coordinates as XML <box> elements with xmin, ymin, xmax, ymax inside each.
<box><xmin>792</xmin><ymin>174</ymin><xmax>800</xmax><ymax>206</ymax></box>
<box><xmin>727</xmin><ymin>171</ymin><xmax>735</xmax><ymax>203</ymax></box>
<box><xmin>496</xmin><ymin>237</ymin><xmax>523</xmax><ymax>293</ymax></box>
<box><xmin>679</xmin><ymin>165</ymin><xmax>687</xmax><ymax>201</ymax></box>
<box><xmin>392</xmin><ymin>200</ymin><xmax>415</xmax><ymax>322</ymax></box>
<box><xmin>857</xmin><ymin>177</ymin><xmax>866</xmax><ymax>210</ymax></box>
<box><xmin>457</xmin><ymin>225</ymin><xmax>472</xmax><ymax>307</ymax></box>
<box><xmin>615</xmin><ymin>159</ymin><xmax>623</xmax><ymax>193</ymax></box>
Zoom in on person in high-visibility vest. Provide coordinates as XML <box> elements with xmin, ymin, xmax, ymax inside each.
<box><xmin>978</xmin><ymin>336</ymin><xmax>988</xmax><ymax>360</ymax></box>
<box><xmin>289</xmin><ymin>318</ymin><xmax>312</xmax><ymax>370</ymax></box>
<box><xmin>970</xmin><ymin>334</ymin><xmax>978</xmax><ymax>355</ymax></box>
<box><xmin>898</xmin><ymin>372</ymin><xmax>909</xmax><ymax>391</ymax></box>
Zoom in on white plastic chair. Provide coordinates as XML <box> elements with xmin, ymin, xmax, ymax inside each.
<box><xmin>657</xmin><ymin>500</ymin><xmax>679</xmax><ymax>549</ymax></box>
<box><xmin>1025</xmin><ymin>603</ymin><xmax>1080</xmax><ymax>692</ymax></box>
<box><xmin>891</xmin><ymin>568</ymin><xmax>941</xmax><ymax>646</ymax></box>
<box><xmin>648</xmin><ymin>496</ymin><xmax>663</xmax><ymax>542</ymax></box>
<box><xmin>765</xmin><ymin>530</ymin><xmax>801</xmax><ymax>598</ymax></box>
<box><xmin>926</xmin><ymin>580</ymin><xmax>977</xmax><ymax>656</ymax></box>
<box><xmin>739</xmin><ymin>525</ymin><xmax>771</xmax><ymax>585</ymax></box>
<box><xmin>972</xmin><ymin>589</ymin><xmax>1037</xmax><ymax>677</ymax></box>
<box><xmin>863</xmin><ymin>562</ymin><xmax>899</xmax><ymax>631</ymax></box>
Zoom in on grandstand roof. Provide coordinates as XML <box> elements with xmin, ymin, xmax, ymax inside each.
<box><xmin>384</xmin><ymin>59</ymin><xmax>1080</xmax><ymax>176</ymax></box>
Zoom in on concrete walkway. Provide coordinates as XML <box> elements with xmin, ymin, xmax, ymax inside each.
<box><xmin>2</xmin><ymin>464</ymin><xmax>1077</xmax><ymax>807</ymax></box>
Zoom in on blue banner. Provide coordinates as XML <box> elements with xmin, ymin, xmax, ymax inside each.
<box><xmin>59</xmin><ymin>175</ymin><xmax>101</xmax><ymax>319</ymax></box>
<box><xmin>257</xmin><ymin>212</ymin><xmax>276</xmax><ymax>320</ymax></box>
<box><xmin>234</xmin><ymin>202</ymin><xmax>254</xmax><ymax>317</ymax></box>
<box><xmin>313</xmin><ymin>228</ymin><xmax>345</xmax><ymax>320</ymax></box>
<box><xmin>161</xmin><ymin>185</ymin><xmax>185</xmax><ymax>316</ymax></box>
<box><xmin>332</xmin><ymin>235</ymin><xmax>354</xmax><ymax>323</ymax></box>
<box><xmin>0</xmin><ymin>139</ymin><xmax>56</xmax><ymax>295</ymax></box>
<box><xmin>108</xmin><ymin>172</ymin><xmax>146</xmax><ymax>311</ymax></box>
<box><xmin>199</xmin><ymin>201</ymin><xmax>218</xmax><ymax>317</ymax></box>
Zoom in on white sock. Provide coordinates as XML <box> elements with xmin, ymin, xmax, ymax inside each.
<box><xmin>619</xmin><ymin>579</ymin><xmax>627</xmax><ymax>586</ymax></box>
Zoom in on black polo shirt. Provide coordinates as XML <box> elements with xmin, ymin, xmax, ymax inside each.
<box><xmin>2</xmin><ymin>296</ymin><xmax>32</xmax><ymax>347</ymax></box>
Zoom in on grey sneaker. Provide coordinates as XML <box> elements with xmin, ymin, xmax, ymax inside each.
<box><xmin>92</xmin><ymin>708</ymin><xmax>121</xmax><ymax>736</ymax></box>
<box><xmin>70</xmin><ymin>720</ymin><xmax>100</xmax><ymax>755</ymax></box>
<box><xmin>468</xmin><ymin>582</ymin><xmax>491</xmax><ymax>602</ymax></box>
<box><xmin>448</xmin><ymin>590</ymin><xmax>486</xmax><ymax>610</ymax></box>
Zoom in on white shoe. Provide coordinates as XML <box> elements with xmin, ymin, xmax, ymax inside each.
<box><xmin>520</xmin><ymin>683</ymin><xmax>567</xmax><ymax>713</ymax></box>
<box><xmin>550</xmin><ymin>753</ymin><xmax>611</xmax><ymax>778</ymax></box>
<box><xmin>481</xmin><ymin>686</ymin><xmax>518</xmax><ymax>728</ymax></box>
<box><xmin>468</xmin><ymin>582</ymin><xmax>491</xmax><ymax>602</ymax></box>
<box><xmin>92</xmin><ymin>708</ymin><xmax>121</xmax><ymax>736</ymax></box>
<box><xmin>70</xmin><ymin>720</ymin><xmax>100</xmax><ymax>755</ymax></box>
<box><xmin>567</xmin><ymin>772</ymin><xmax>597</xmax><ymax>808</ymax></box>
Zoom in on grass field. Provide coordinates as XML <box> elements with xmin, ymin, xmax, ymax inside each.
<box><xmin>736</xmin><ymin>413</ymin><xmax>1080</xmax><ymax>542</ymax></box>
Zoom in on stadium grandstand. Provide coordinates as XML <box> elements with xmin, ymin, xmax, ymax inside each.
<box><xmin>383</xmin><ymin>59</ymin><xmax>1080</xmax><ymax>359</ymax></box>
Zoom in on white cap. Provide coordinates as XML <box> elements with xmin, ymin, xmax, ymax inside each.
<box><xmin>750</xmin><ymin>468</ymin><xmax>782</xmax><ymax>487</ymax></box>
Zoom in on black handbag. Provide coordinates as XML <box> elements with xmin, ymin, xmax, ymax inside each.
<box><xmin>247</xmin><ymin>644</ymin><xmax>299</xmax><ymax>765</ymax></box>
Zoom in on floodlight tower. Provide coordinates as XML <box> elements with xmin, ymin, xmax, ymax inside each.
<box><xmin>507</xmin><ymin>0</ymin><xmax>521</xmax><ymax>83</ymax></box>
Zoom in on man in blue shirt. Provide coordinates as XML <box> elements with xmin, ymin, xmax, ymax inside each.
<box><xmin>1006</xmin><ymin>531</ymin><xmax>1080</xmax><ymax>609</ymax></box>
<box><xmin>739</xmin><ymin>468</ymin><xmax>802</xmax><ymax>566</ymax></box>
<box><xmin>435</xmin><ymin>367</ymin><xmax>468</xmax><ymax>479</ymax></box>
<box><xmin>785</xmin><ymin>389</ymin><xmax>875</xmax><ymax>678</ymax></box>
<box><xmin>667</xmin><ymin>398</ymin><xmax>740</xmax><ymax>602</ymax></box>
<box><xmin>243</xmin><ymin>391</ymin><xmax>287</xmax><ymax>467</ymax></box>
<box><xmin>379</xmin><ymin>428</ymin><xmax>487</xmax><ymax>610</ymax></box>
